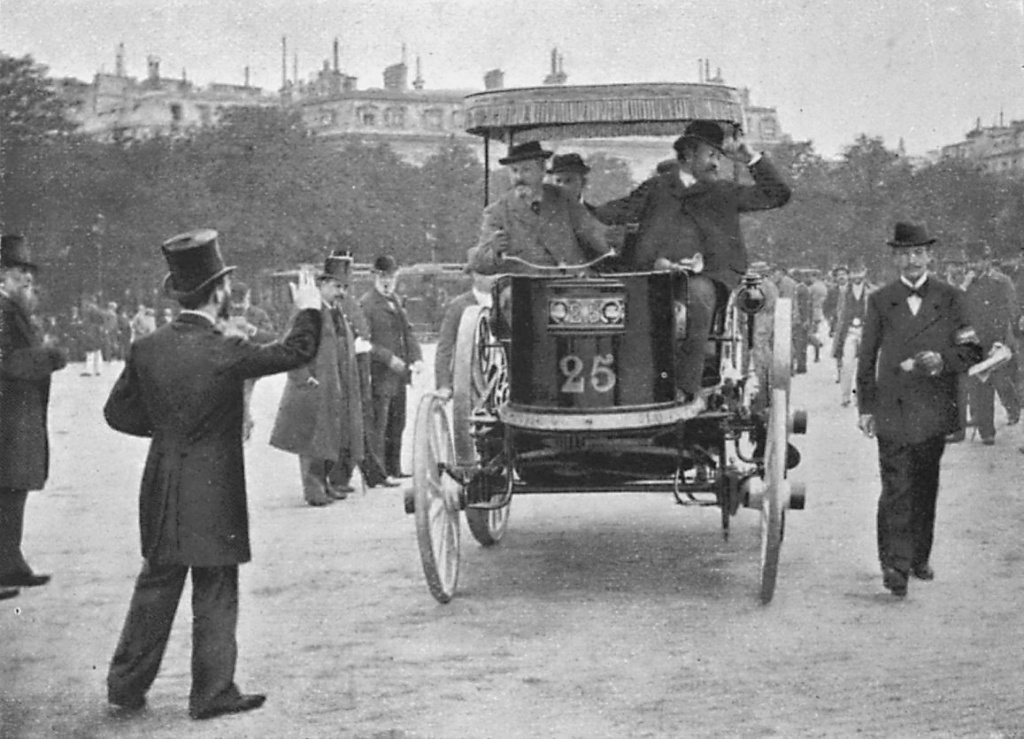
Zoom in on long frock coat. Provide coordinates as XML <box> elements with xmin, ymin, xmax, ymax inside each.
<box><xmin>103</xmin><ymin>310</ymin><xmax>321</xmax><ymax>566</ymax></box>
<box><xmin>269</xmin><ymin>304</ymin><xmax>364</xmax><ymax>464</ymax></box>
<box><xmin>0</xmin><ymin>293</ymin><xmax>67</xmax><ymax>491</ymax></box>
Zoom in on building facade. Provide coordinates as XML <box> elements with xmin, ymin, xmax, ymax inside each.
<box><xmin>939</xmin><ymin>118</ymin><xmax>1024</xmax><ymax>175</ymax></box>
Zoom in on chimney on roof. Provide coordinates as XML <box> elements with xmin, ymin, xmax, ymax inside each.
<box><xmin>147</xmin><ymin>55</ymin><xmax>160</xmax><ymax>82</ymax></box>
<box><xmin>244</xmin><ymin>65</ymin><xmax>250</xmax><ymax>87</ymax></box>
<box><xmin>705</xmin><ymin>59</ymin><xmax>710</xmax><ymax>83</ymax></box>
<box><xmin>282</xmin><ymin>36</ymin><xmax>287</xmax><ymax>89</ymax></box>
<box><xmin>293</xmin><ymin>52</ymin><xmax>298</xmax><ymax>86</ymax></box>
<box><xmin>484</xmin><ymin>68</ymin><xmax>504</xmax><ymax>90</ymax></box>
<box><xmin>543</xmin><ymin>47</ymin><xmax>567</xmax><ymax>85</ymax></box>
<box><xmin>383</xmin><ymin>59</ymin><xmax>408</xmax><ymax>91</ymax></box>
<box><xmin>413</xmin><ymin>56</ymin><xmax>425</xmax><ymax>91</ymax></box>
<box><xmin>333</xmin><ymin>38</ymin><xmax>340</xmax><ymax>72</ymax></box>
<box><xmin>115</xmin><ymin>43</ymin><xmax>125</xmax><ymax>77</ymax></box>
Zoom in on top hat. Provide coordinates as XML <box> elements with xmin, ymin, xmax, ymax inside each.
<box><xmin>887</xmin><ymin>222</ymin><xmax>936</xmax><ymax>248</ymax></box>
<box><xmin>673</xmin><ymin>120</ymin><xmax>727</xmax><ymax>156</ymax></box>
<box><xmin>0</xmin><ymin>234</ymin><xmax>38</xmax><ymax>273</ymax></box>
<box><xmin>320</xmin><ymin>250</ymin><xmax>354</xmax><ymax>281</ymax></box>
<box><xmin>547</xmin><ymin>153</ymin><xmax>590</xmax><ymax>175</ymax></box>
<box><xmin>498</xmin><ymin>141</ymin><xmax>553</xmax><ymax>165</ymax></box>
<box><xmin>161</xmin><ymin>229</ymin><xmax>236</xmax><ymax>300</ymax></box>
<box><xmin>372</xmin><ymin>254</ymin><xmax>398</xmax><ymax>275</ymax></box>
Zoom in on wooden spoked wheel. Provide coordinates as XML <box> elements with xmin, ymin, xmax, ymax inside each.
<box><xmin>760</xmin><ymin>298</ymin><xmax>792</xmax><ymax>604</ymax></box>
<box><xmin>413</xmin><ymin>393</ymin><xmax>462</xmax><ymax>604</ymax></box>
<box><xmin>452</xmin><ymin>304</ymin><xmax>511</xmax><ymax>546</ymax></box>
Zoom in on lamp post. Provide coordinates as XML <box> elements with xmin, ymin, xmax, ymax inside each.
<box><xmin>91</xmin><ymin>213</ymin><xmax>106</xmax><ymax>300</ymax></box>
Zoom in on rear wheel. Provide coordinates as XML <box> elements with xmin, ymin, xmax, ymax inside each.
<box><xmin>466</xmin><ymin>504</ymin><xmax>510</xmax><ymax>547</ymax></box>
<box><xmin>413</xmin><ymin>394</ymin><xmax>461</xmax><ymax>603</ymax></box>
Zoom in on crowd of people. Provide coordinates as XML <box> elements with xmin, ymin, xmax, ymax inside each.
<box><xmin>1</xmin><ymin>115</ymin><xmax>1018</xmax><ymax>723</ymax></box>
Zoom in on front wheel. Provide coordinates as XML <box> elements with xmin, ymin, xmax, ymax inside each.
<box><xmin>412</xmin><ymin>394</ymin><xmax>461</xmax><ymax>603</ymax></box>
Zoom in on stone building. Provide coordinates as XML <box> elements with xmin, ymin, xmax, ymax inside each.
<box><xmin>939</xmin><ymin>117</ymin><xmax>1024</xmax><ymax>175</ymax></box>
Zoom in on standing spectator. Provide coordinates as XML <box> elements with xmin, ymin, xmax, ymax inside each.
<box><xmin>66</xmin><ymin>304</ymin><xmax>85</xmax><ymax>361</ymax></box>
<box><xmin>857</xmin><ymin>222</ymin><xmax>982</xmax><ymax>597</ymax></box>
<box><xmin>80</xmin><ymin>295</ymin><xmax>106</xmax><ymax>376</ymax></box>
<box><xmin>0</xmin><ymin>235</ymin><xmax>67</xmax><ymax>600</ymax></box>
<box><xmin>103</xmin><ymin>229</ymin><xmax>322</xmax><ymax>719</ymax></box>
<box><xmin>964</xmin><ymin>242</ymin><xmax>1020</xmax><ymax>444</ymax></box>
<box><xmin>130</xmin><ymin>304</ymin><xmax>157</xmax><ymax>343</ymax></box>
<box><xmin>270</xmin><ymin>252</ymin><xmax>364</xmax><ymax>506</ymax></box>
<box><xmin>834</xmin><ymin>266</ymin><xmax>872</xmax><ymax>407</ymax></box>
<box><xmin>823</xmin><ymin>265</ymin><xmax>851</xmax><ymax>383</ymax></box>
<box><xmin>360</xmin><ymin>255</ymin><xmax>423</xmax><ymax>479</ymax></box>
<box><xmin>435</xmin><ymin>266</ymin><xmax>498</xmax><ymax>396</ymax></box>
<box><xmin>116</xmin><ymin>305</ymin><xmax>132</xmax><ymax>360</ymax></box>
<box><xmin>793</xmin><ymin>271</ymin><xmax>812</xmax><ymax>374</ymax></box>
<box><xmin>807</xmin><ymin>269</ymin><xmax>828</xmax><ymax>362</ymax></box>
<box><xmin>943</xmin><ymin>250</ymin><xmax>973</xmax><ymax>443</ymax></box>
<box><xmin>101</xmin><ymin>301</ymin><xmax>120</xmax><ymax>362</ymax></box>
<box><xmin>231</xmin><ymin>281</ymin><xmax>276</xmax><ymax>336</ymax></box>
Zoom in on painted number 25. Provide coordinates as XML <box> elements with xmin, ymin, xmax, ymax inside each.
<box><xmin>559</xmin><ymin>353</ymin><xmax>617</xmax><ymax>394</ymax></box>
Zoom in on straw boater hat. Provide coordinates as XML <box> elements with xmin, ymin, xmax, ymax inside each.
<box><xmin>887</xmin><ymin>222</ymin><xmax>936</xmax><ymax>248</ymax></box>
<box><xmin>547</xmin><ymin>153</ymin><xmax>590</xmax><ymax>175</ymax></box>
<box><xmin>161</xmin><ymin>229</ymin><xmax>236</xmax><ymax>300</ymax></box>
<box><xmin>498</xmin><ymin>141</ymin><xmax>553</xmax><ymax>165</ymax></box>
<box><xmin>0</xmin><ymin>234</ymin><xmax>38</xmax><ymax>273</ymax></box>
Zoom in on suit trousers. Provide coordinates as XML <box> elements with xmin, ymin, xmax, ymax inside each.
<box><xmin>371</xmin><ymin>385</ymin><xmax>407</xmax><ymax>477</ymax></box>
<box><xmin>675</xmin><ymin>275</ymin><xmax>717</xmax><ymax>396</ymax></box>
<box><xmin>299</xmin><ymin>455</ymin><xmax>347</xmax><ymax>503</ymax></box>
<box><xmin>875</xmin><ymin>434</ymin><xmax>945</xmax><ymax>574</ymax></box>
<box><xmin>968</xmin><ymin>368</ymin><xmax>1020</xmax><ymax>439</ymax></box>
<box><xmin>839</xmin><ymin>327</ymin><xmax>861</xmax><ymax>404</ymax></box>
<box><xmin>0</xmin><ymin>489</ymin><xmax>31</xmax><ymax>576</ymax></box>
<box><xmin>108</xmin><ymin>561</ymin><xmax>241</xmax><ymax>715</ymax></box>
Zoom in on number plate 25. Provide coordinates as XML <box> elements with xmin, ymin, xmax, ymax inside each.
<box><xmin>559</xmin><ymin>353</ymin><xmax>617</xmax><ymax>394</ymax></box>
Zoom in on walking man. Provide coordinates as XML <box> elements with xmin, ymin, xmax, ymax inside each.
<box><xmin>834</xmin><ymin>266</ymin><xmax>871</xmax><ymax>406</ymax></box>
<box><xmin>857</xmin><ymin>222</ymin><xmax>982</xmax><ymax>597</ymax></box>
<box><xmin>0</xmin><ymin>235</ymin><xmax>67</xmax><ymax>600</ymax></box>
<box><xmin>104</xmin><ymin>229</ymin><xmax>322</xmax><ymax>719</ymax></box>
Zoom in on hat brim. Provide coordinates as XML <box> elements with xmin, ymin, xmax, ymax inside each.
<box><xmin>498</xmin><ymin>149</ymin><xmax>553</xmax><ymax>165</ymax></box>
<box><xmin>163</xmin><ymin>265</ymin><xmax>236</xmax><ymax>301</ymax></box>
<box><xmin>679</xmin><ymin>134</ymin><xmax>726</xmax><ymax>154</ymax></box>
<box><xmin>547</xmin><ymin>165</ymin><xmax>590</xmax><ymax>175</ymax></box>
<box><xmin>887</xmin><ymin>238</ymin><xmax>937</xmax><ymax>248</ymax></box>
<box><xmin>1</xmin><ymin>259</ymin><xmax>39</xmax><ymax>274</ymax></box>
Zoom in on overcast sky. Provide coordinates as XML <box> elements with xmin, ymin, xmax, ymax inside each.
<box><xmin>3</xmin><ymin>0</ymin><xmax>1023</xmax><ymax>158</ymax></box>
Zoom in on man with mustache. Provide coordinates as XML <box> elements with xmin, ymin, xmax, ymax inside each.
<box><xmin>595</xmin><ymin>120</ymin><xmax>791</xmax><ymax>400</ymax></box>
<box><xmin>466</xmin><ymin>141</ymin><xmax>611</xmax><ymax>275</ymax></box>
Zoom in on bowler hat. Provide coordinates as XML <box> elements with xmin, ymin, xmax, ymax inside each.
<box><xmin>887</xmin><ymin>222</ymin><xmax>936</xmax><ymax>248</ymax></box>
<box><xmin>373</xmin><ymin>254</ymin><xmax>398</xmax><ymax>274</ymax></box>
<box><xmin>0</xmin><ymin>234</ymin><xmax>38</xmax><ymax>273</ymax></box>
<box><xmin>498</xmin><ymin>141</ymin><xmax>553</xmax><ymax>165</ymax></box>
<box><xmin>673</xmin><ymin>120</ymin><xmax>727</xmax><ymax>156</ymax></box>
<box><xmin>320</xmin><ymin>250</ymin><xmax>354</xmax><ymax>281</ymax></box>
<box><xmin>547</xmin><ymin>153</ymin><xmax>590</xmax><ymax>175</ymax></box>
<box><xmin>161</xmin><ymin>229</ymin><xmax>236</xmax><ymax>300</ymax></box>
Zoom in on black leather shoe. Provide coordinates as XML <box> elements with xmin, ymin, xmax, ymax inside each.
<box><xmin>108</xmin><ymin>696</ymin><xmax>146</xmax><ymax>717</ymax></box>
<box><xmin>0</xmin><ymin>587</ymin><xmax>18</xmax><ymax>600</ymax></box>
<box><xmin>946</xmin><ymin>432</ymin><xmax>966</xmax><ymax>443</ymax></box>
<box><xmin>327</xmin><ymin>486</ymin><xmax>350</xmax><ymax>500</ymax></box>
<box><xmin>982</xmin><ymin>437</ymin><xmax>996</xmax><ymax>446</ymax></box>
<box><xmin>911</xmin><ymin>564</ymin><xmax>935</xmax><ymax>581</ymax></box>
<box><xmin>882</xmin><ymin>566</ymin><xmax>908</xmax><ymax>597</ymax></box>
<box><xmin>191</xmin><ymin>693</ymin><xmax>266</xmax><ymax>721</ymax></box>
<box><xmin>390</xmin><ymin>472</ymin><xmax>412</xmax><ymax>480</ymax></box>
<box><xmin>0</xmin><ymin>572</ymin><xmax>50</xmax><ymax>588</ymax></box>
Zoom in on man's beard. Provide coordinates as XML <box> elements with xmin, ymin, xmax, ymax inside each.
<box><xmin>217</xmin><ymin>295</ymin><xmax>232</xmax><ymax>321</ymax></box>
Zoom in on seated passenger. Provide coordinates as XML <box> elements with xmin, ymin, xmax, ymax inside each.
<box><xmin>594</xmin><ymin>120</ymin><xmax>791</xmax><ymax>399</ymax></box>
<box><xmin>466</xmin><ymin>141</ymin><xmax>611</xmax><ymax>276</ymax></box>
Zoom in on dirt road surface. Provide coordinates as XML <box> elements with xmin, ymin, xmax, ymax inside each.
<box><xmin>3</xmin><ymin>346</ymin><xmax>1024</xmax><ymax>738</ymax></box>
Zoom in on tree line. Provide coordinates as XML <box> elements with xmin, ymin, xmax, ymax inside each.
<box><xmin>2</xmin><ymin>52</ymin><xmax>1022</xmax><ymax>314</ymax></box>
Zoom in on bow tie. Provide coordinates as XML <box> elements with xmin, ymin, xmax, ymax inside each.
<box><xmin>903</xmin><ymin>280</ymin><xmax>928</xmax><ymax>299</ymax></box>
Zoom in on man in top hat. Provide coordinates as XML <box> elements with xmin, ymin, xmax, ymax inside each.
<box><xmin>270</xmin><ymin>251</ymin><xmax>365</xmax><ymax>505</ymax></box>
<box><xmin>594</xmin><ymin>120</ymin><xmax>791</xmax><ymax>400</ymax></box>
<box><xmin>0</xmin><ymin>234</ymin><xmax>67</xmax><ymax>602</ymax></box>
<box><xmin>963</xmin><ymin>240</ymin><xmax>1020</xmax><ymax>442</ymax></box>
<box><xmin>856</xmin><ymin>222</ymin><xmax>983</xmax><ymax>597</ymax></box>
<box><xmin>466</xmin><ymin>141</ymin><xmax>612</xmax><ymax>275</ymax></box>
<box><xmin>360</xmin><ymin>254</ymin><xmax>423</xmax><ymax>479</ymax></box>
<box><xmin>103</xmin><ymin>228</ymin><xmax>323</xmax><ymax>720</ymax></box>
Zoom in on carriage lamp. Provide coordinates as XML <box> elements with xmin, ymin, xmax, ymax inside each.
<box><xmin>737</xmin><ymin>275</ymin><xmax>766</xmax><ymax>315</ymax></box>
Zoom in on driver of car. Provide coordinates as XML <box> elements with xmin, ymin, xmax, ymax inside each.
<box><xmin>466</xmin><ymin>141</ymin><xmax>611</xmax><ymax>276</ymax></box>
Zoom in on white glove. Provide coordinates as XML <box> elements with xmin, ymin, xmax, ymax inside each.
<box><xmin>354</xmin><ymin>337</ymin><xmax>373</xmax><ymax>354</ymax></box>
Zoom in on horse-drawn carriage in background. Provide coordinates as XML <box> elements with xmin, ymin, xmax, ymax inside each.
<box><xmin>407</xmin><ymin>82</ymin><xmax>807</xmax><ymax>605</ymax></box>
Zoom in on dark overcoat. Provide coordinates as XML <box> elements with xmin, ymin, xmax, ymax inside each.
<box><xmin>103</xmin><ymin>310</ymin><xmax>321</xmax><ymax>566</ymax></box>
<box><xmin>269</xmin><ymin>305</ymin><xmax>364</xmax><ymax>463</ymax></box>
<box><xmin>434</xmin><ymin>291</ymin><xmax>476</xmax><ymax>391</ymax></box>
<box><xmin>359</xmin><ymin>289</ymin><xmax>422</xmax><ymax>398</ymax></box>
<box><xmin>594</xmin><ymin>158</ymin><xmax>791</xmax><ymax>290</ymax></box>
<box><xmin>857</xmin><ymin>278</ymin><xmax>982</xmax><ymax>445</ymax></box>
<box><xmin>0</xmin><ymin>293</ymin><xmax>67</xmax><ymax>490</ymax></box>
<box><xmin>965</xmin><ymin>271</ymin><xmax>1017</xmax><ymax>349</ymax></box>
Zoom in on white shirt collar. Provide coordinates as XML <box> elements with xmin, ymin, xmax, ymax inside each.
<box><xmin>899</xmin><ymin>272</ymin><xmax>928</xmax><ymax>290</ymax></box>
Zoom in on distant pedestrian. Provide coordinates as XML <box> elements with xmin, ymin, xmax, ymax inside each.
<box><xmin>857</xmin><ymin>222</ymin><xmax>983</xmax><ymax>597</ymax></box>
<box><xmin>0</xmin><ymin>235</ymin><xmax>67</xmax><ymax>601</ymax></box>
<box><xmin>103</xmin><ymin>229</ymin><xmax>323</xmax><ymax>720</ymax></box>
<box><xmin>834</xmin><ymin>266</ymin><xmax>873</xmax><ymax>406</ymax></box>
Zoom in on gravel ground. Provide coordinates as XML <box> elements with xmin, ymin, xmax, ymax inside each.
<box><xmin>2</xmin><ymin>346</ymin><xmax>1024</xmax><ymax>738</ymax></box>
